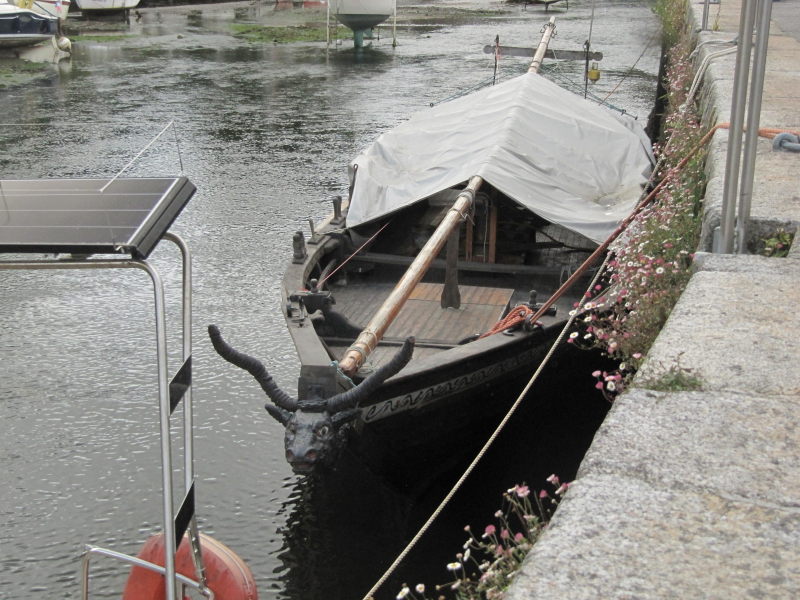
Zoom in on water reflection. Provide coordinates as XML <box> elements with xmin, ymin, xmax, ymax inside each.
<box><xmin>276</xmin><ymin>465</ymin><xmax>415</xmax><ymax>600</ymax></box>
<box><xmin>0</xmin><ymin>1</ymin><xmax>658</xmax><ymax>598</ymax></box>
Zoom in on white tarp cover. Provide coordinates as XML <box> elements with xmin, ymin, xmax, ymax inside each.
<box><xmin>347</xmin><ymin>72</ymin><xmax>654</xmax><ymax>244</ymax></box>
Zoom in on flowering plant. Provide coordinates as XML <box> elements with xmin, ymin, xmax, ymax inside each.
<box><xmin>567</xmin><ymin>8</ymin><xmax>706</xmax><ymax>401</ymax></box>
<box><xmin>395</xmin><ymin>476</ymin><xmax>569</xmax><ymax>600</ymax></box>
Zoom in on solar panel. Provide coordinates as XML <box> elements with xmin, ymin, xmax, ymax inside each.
<box><xmin>0</xmin><ymin>177</ymin><xmax>196</xmax><ymax>259</ymax></box>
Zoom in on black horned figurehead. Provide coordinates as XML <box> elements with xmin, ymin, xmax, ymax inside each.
<box><xmin>208</xmin><ymin>325</ymin><xmax>414</xmax><ymax>474</ymax></box>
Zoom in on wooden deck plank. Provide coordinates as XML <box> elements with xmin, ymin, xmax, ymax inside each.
<box><xmin>330</xmin><ymin>281</ymin><xmax>513</xmax><ymax>346</ymax></box>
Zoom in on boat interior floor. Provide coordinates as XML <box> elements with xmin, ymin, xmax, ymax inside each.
<box><xmin>321</xmin><ymin>279</ymin><xmax>576</xmax><ymax>369</ymax></box>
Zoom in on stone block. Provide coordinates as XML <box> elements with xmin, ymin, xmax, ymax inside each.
<box><xmin>505</xmin><ymin>474</ymin><xmax>800</xmax><ymax>600</ymax></box>
<box><xmin>635</xmin><ymin>269</ymin><xmax>800</xmax><ymax>396</ymax></box>
<box><xmin>579</xmin><ymin>389</ymin><xmax>800</xmax><ymax>506</ymax></box>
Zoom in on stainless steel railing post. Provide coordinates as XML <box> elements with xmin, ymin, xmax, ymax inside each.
<box><xmin>138</xmin><ymin>259</ymin><xmax>179</xmax><ymax>600</ymax></box>
<box><xmin>1</xmin><ymin>257</ymin><xmax>180</xmax><ymax>600</ymax></box>
<box><xmin>735</xmin><ymin>0</ymin><xmax>773</xmax><ymax>253</ymax></box>
<box><xmin>719</xmin><ymin>0</ymin><xmax>757</xmax><ymax>253</ymax></box>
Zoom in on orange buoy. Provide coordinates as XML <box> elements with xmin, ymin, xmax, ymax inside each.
<box><xmin>122</xmin><ymin>533</ymin><xmax>258</xmax><ymax>600</ymax></box>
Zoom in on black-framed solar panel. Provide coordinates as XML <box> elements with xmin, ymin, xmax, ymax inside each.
<box><xmin>0</xmin><ymin>177</ymin><xmax>195</xmax><ymax>259</ymax></box>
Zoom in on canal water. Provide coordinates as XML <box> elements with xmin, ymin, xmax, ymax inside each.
<box><xmin>0</xmin><ymin>1</ymin><xmax>660</xmax><ymax>598</ymax></box>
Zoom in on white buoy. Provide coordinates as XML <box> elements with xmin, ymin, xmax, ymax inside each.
<box><xmin>56</xmin><ymin>36</ymin><xmax>71</xmax><ymax>52</ymax></box>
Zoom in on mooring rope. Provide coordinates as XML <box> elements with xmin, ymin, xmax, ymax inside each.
<box><xmin>478</xmin><ymin>304</ymin><xmax>538</xmax><ymax>339</ymax></box>
<box><xmin>362</xmin><ymin>120</ymin><xmax>736</xmax><ymax>600</ymax></box>
<box><xmin>360</xmin><ymin>257</ymin><xmax>608</xmax><ymax>600</ymax></box>
<box><xmin>100</xmin><ymin>121</ymin><xmax>180</xmax><ymax>192</ymax></box>
<box><xmin>429</xmin><ymin>75</ymin><xmax>501</xmax><ymax>107</ymax></box>
<box><xmin>600</xmin><ymin>30</ymin><xmax>659</xmax><ymax>104</ymax></box>
<box><xmin>316</xmin><ymin>220</ymin><xmax>391</xmax><ymax>289</ymax></box>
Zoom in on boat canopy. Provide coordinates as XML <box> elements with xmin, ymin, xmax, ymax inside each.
<box><xmin>347</xmin><ymin>72</ymin><xmax>654</xmax><ymax>244</ymax></box>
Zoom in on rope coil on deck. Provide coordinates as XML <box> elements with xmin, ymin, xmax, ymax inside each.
<box><xmin>478</xmin><ymin>305</ymin><xmax>540</xmax><ymax>339</ymax></box>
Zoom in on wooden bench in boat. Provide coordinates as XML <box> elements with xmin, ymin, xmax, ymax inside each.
<box><xmin>352</xmin><ymin>251</ymin><xmax>564</xmax><ymax>276</ymax></box>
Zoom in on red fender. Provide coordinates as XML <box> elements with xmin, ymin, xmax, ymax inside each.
<box><xmin>122</xmin><ymin>533</ymin><xmax>258</xmax><ymax>600</ymax></box>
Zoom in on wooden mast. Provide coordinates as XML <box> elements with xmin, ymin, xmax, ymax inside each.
<box><xmin>338</xmin><ymin>17</ymin><xmax>557</xmax><ymax>377</ymax></box>
<box><xmin>528</xmin><ymin>16</ymin><xmax>557</xmax><ymax>74</ymax></box>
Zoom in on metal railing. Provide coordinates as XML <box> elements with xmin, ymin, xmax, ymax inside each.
<box><xmin>717</xmin><ymin>0</ymin><xmax>773</xmax><ymax>254</ymax></box>
<box><xmin>1</xmin><ymin>233</ymin><xmax>204</xmax><ymax>600</ymax></box>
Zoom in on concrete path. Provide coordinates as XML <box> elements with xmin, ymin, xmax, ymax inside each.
<box><xmin>507</xmin><ymin>0</ymin><xmax>800</xmax><ymax>597</ymax></box>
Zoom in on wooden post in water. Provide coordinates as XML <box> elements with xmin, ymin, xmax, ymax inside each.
<box><xmin>338</xmin><ymin>17</ymin><xmax>557</xmax><ymax>377</ymax></box>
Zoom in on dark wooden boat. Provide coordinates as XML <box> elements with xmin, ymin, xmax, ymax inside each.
<box><xmin>209</xmin><ymin>19</ymin><xmax>653</xmax><ymax>477</ymax></box>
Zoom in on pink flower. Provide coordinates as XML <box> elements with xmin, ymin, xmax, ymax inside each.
<box><xmin>592</xmin><ymin>370</ymin><xmax>602</xmax><ymax>378</ymax></box>
<box><xmin>500</xmin><ymin>529</ymin><xmax>510</xmax><ymax>540</ymax></box>
<box><xmin>539</xmin><ymin>490</ymin><xmax>548</xmax><ymax>499</ymax></box>
<box><xmin>514</xmin><ymin>485</ymin><xmax>530</xmax><ymax>498</ymax></box>
<box><xmin>514</xmin><ymin>532</ymin><xmax>525</xmax><ymax>543</ymax></box>
<box><xmin>546</xmin><ymin>474</ymin><xmax>560</xmax><ymax>485</ymax></box>
<box><xmin>483</xmin><ymin>524</ymin><xmax>496</xmax><ymax>538</ymax></box>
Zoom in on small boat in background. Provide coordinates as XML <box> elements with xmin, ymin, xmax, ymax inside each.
<box><xmin>73</xmin><ymin>0</ymin><xmax>139</xmax><ymax>18</ymax></box>
<box><xmin>0</xmin><ymin>1</ymin><xmax>59</xmax><ymax>47</ymax></box>
<box><xmin>329</xmin><ymin>0</ymin><xmax>394</xmax><ymax>47</ymax></box>
<box><xmin>14</xmin><ymin>0</ymin><xmax>71</xmax><ymax>22</ymax></box>
<box><xmin>0</xmin><ymin>1</ymin><xmax>56</xmax><ymax>45</ymax></box>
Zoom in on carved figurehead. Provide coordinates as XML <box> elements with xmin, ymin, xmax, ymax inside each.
<box><xmin>208</xmin><ymin>325</ymin><xmax>414</xmax><ymax>474</ymax></box>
